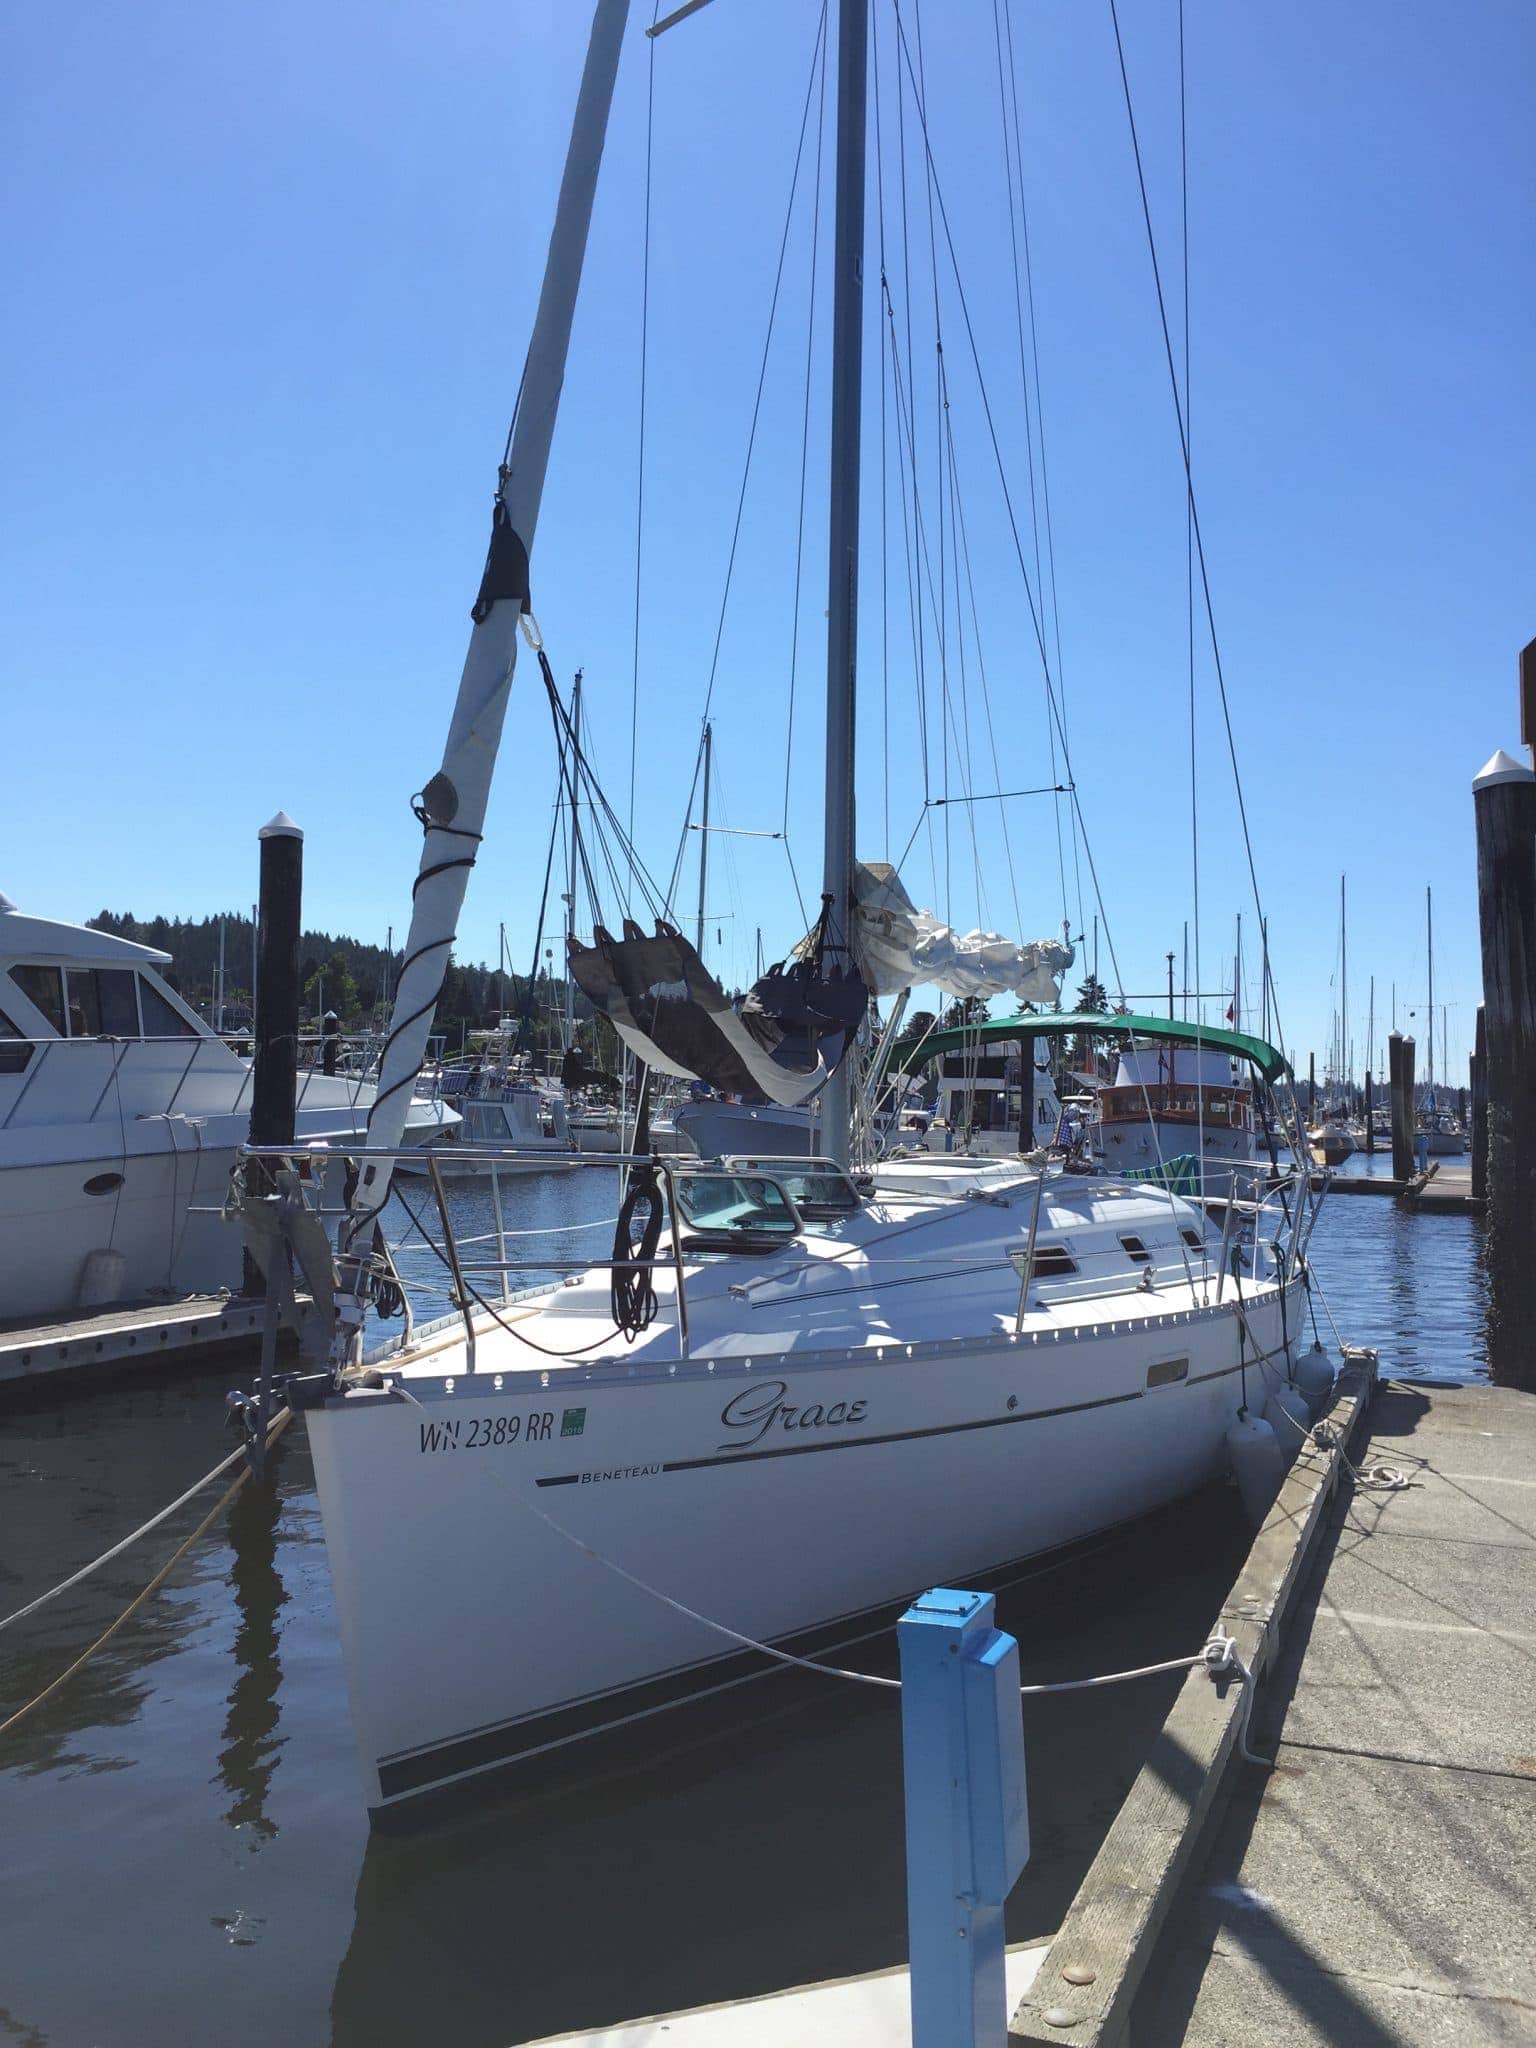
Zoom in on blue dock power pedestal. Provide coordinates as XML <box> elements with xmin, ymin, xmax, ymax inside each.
<box><xmin>898</xmin><ymin>1587</ymin><xmax>1030</xmax><ymax>2048</ymax></box>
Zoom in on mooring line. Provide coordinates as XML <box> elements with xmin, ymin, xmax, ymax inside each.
<box><xmin>1</xmin><ymin>1430</ymin><xmax>267</xmax><ymax>1635</ymax></box>
<box><xmin>0</xmin><ymin>1411</ymin><xmax>293</xmax><ymax>1740</ymax></box>
<box><xmin>388</xmin><ymin>1381</ymin><xmax>1239</xmax><ymax>1702</ymax></box>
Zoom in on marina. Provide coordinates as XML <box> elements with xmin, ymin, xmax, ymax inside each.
<box><xmin>4</xmin><ymin>3</ymin><xmax>1532</xmax><ymax>2045</ymax></box>
<box><xmin>0</xmin><ymin>1161</ymin><xmax>1505</xmax><ymax>2047</ymax></box>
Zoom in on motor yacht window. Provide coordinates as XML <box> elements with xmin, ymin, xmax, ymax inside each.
<box><xmin>12</xmin><ymin>964</ymin><xmax>65</xmax><ymax>1035</ymax></box>
<box><xmin>0</xmin><ymin>1007</ymin><xmax>31</xmax><ymax>1074</ymax></box>
<box><xmin>64</xmin><ymin>968</ymin><xmax>141</xmax><ymax>1038</ymax></box>
<box><xmin>137</xmin><ymin>977</ymin><xmax>198</xmax><ymax>1037</ymax></box>
<box><xmin>673</xmin><ymin>1171</ymin><xmax>799</xmax><ymax>1253</ymax></box>
<box><xmin>1119</xmin><ymin>1235</ymin><xmax>1151</xmax><ymax>1263</ymax></box>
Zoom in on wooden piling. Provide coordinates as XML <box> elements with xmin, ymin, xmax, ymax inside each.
<box><xmin>252</xmin><ymin>815</ymin><xmax>304</xmax><ymax>1155</ymax></box>
<box><xmin>1388</xmin><ymin>1031</ymin><xmax>1415</xmax><ymax>1183</ymax></box>
<box><xmin>1473</xmin><ymin>749</ymin><xmax>1536</xmax><ymax>1389</ymax></box>
<box><xmin>1471</xmin><ymin>1003</ymin><xmax>1488</xmax><ymax>1203</ymax></box>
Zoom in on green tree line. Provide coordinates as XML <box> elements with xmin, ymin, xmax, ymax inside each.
<box><xmin>86</xmin><ymin>909</ymin><xmax>610</xmax><ymax>1055</ymax></box>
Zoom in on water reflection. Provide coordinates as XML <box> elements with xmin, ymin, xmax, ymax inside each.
<box><xmin>0</xmin><ymin>1168</ymin><xmax>1492</xmax><ymax>2047</ymax></box>
<box><xmin>330</xmin><ymin>1487</ymin><xmax>1249</xmax><ymax>2048</ymax></box>
<box><xmin>218</xmin><ymin>1442</ymin><xmax>289</xmax><ymax>1839</ymax></box>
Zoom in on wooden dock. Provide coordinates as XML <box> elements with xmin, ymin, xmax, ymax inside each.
<box><xmin>1311</xmin><ymin>1166</ymin><xmax>1481</xmax><ymax>1216</ymax></box>
<box><xmin>0</xmin><ymin>1293</ymin><xmax>277</xmax><ymax>1392</ymax></box>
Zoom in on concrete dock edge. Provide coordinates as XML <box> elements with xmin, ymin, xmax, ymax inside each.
<box><xmin>1007</xmin><ymin>1356</ymin><xmax>1376</xmax><ymax>2045</ymax></box>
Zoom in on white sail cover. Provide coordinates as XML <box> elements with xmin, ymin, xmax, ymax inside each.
<box><xmin>852</xmin><ymin>861</ymin><xmax>1074</xmax><ymax>1003</ymax></box>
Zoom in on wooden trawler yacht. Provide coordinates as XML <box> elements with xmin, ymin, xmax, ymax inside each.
<box><xmin>247</xmin><ymin>0</ymin><xmax>1327</xmax><ymax>1818</ymax></box>
<box><xmin>1097</xmin><ymin>1035</ymin><xmax>1262</xmax><ymax>1197</ymax></box>
<box><xmin>0</xmin><ymin>894</ymin><xmax>455</xmax><ymax>1324</ymax></box>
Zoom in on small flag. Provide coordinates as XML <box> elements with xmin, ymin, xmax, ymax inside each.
<box><xmin>1226</xmin><ymin>1004</ymin><xmax>1235</xmax><ymax>1023</ymax></box>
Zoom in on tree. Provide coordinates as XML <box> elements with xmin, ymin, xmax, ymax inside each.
<box><xmin>1072</xmin><ymin>974</ymin><xmax>1110</xmax><ymax>1075</ymax></box>
<box><xmin>941</xmin><ymin>994</ymin><xmax>990</xmax><ymax>1030</ymax></box>
<box><xmin>305</xmin><ymin>951</ymin><xmax>358</xmax><ymax>1021</ymax></box>
<box><xmin>1075</xmin><ymin>974</ymin><xmax>1108</xmax><ymax>1015</ymax></box>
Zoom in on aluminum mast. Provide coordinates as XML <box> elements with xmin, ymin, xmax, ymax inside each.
<box><xmin>819</xmin><ymin>0</ymin><xmax>868</xmax><ymax>1171</ymax></box>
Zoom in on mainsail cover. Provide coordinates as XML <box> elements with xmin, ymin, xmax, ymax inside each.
<box><xmin>567</xmin><ymin>920</ymin><xmax>867</xmax><ymax>1108</ymax></box>
<box><xmin>852</xmin><ymin>861</ymin><xmax>1074</xmax><ymax>1002</ymax></box>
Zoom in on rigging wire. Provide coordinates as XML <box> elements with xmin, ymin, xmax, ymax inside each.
<box><xmin>1105</xmin><ymin>0</ymin><xmax>1288</xmax><ymax>1064</ymax></box>
<box><xmin>887</xmin><ymin>2</ymin><xmax>938</xmax><ymax>903</ymax></box>
<box><xmin>871</xmin><ymin>0</ymin><xmax>892</xmax><ymax>855</ymax></box>
<box><xmin>884</xmin><ymin>5</ymin><xmax>1207</xmax><ymax>1234</ymax></box>
<box><xmin>782</xmin><ymin>19</ymin><xmax>830</xmax><ymax>840</ymax></box>
<box><xmin>998</xmin><ymin>0</ymin><xmax>1084</xmax><ymax>936</ymax></box>
<box><xmin>910</xmin><ymin>5</ymin><xmax>952</xmax><ymax>919</ymax></box>
<box><xmin>628</xmin><ymin>2</ymin><xmax>661</xmax><ymax>892</ymax></box>
<box><xmin>990</xmin><ymin>0</ymin><xmax>1067</xmax><ymax>928</ymax></box>
<box><xmin>664</xmin><ymin>0</ymin><xmax>830</xmax><ymax>918</ymax></box>
<box><xmin>1179</xmin><ymin>0</ymin><xmax>1208</xmax><ymax>1160</ymax></box>
<box><xmin>944</xmin><ymin>403</ymin><xmax>1026</xmax><ymax>935</ymax></box>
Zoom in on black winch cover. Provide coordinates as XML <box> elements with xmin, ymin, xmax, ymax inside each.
<box><xmin>567</xmin><ymin>919</ymin><xmax>866</xmax><ymax>1108</ymax></box>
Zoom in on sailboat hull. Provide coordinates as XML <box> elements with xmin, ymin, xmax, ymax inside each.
<box><xmin>304</xmin><ymin>1275</ymin><xmax>1302</xmax><ymax>1814</ymax></box>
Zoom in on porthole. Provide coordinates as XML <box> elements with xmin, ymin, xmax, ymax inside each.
<box><xmin>83</xmin><ymin>1172</ymin><xmax>125</xmax><ymax>1197</ymax></box>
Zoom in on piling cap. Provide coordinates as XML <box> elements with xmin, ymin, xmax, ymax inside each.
<box><xmin>1473</xmin><ymin>749</ymin><xmax>1535</xmax><ymax>791</ymax></box>
<box><xmin>258</xmin><ymin>810</ymin><xmax>304</xmax><ymax>840</ymax></box>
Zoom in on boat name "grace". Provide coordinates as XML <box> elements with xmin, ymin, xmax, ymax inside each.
<box><xmin>718</xmin><ymin>1379</ymin><xmax>869</xmax><ymax>1452</ymax></box>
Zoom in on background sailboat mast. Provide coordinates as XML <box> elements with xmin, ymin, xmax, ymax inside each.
<box><xmin>335</xmin><ymin>0</ymin><xmax>630</xmax><ymax>1273</ymax></box>
<box><xmin>564</xmin><ymin>671</ymin><xmax>583</xmax><ymax>1053</ymax></box>
<box><xmin>1340</xmin><ymin>874</ymin><xmax>1348</xmax><ymax>1106</ymax></box>
<box><xmin>820</xmin><ymin>0</ymin><xmax>869</xmax><ymax>1171</ymax></box>
<box><xmin>1426</xmin><ymin>883</ymin><xmax>1435</xmax><ymax>1102</ymax></box>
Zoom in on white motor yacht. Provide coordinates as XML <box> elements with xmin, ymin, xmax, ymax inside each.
<box><xmin>0</xmin><ymin>898</ymin><xmax>455</xmax><ymax>1323</ymax></box>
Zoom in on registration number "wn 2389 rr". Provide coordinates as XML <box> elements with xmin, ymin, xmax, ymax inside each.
<box><xmin>417</xmin><ymin>1406</ymin><xmax>587</xmax><ymax>1454</ymax></box>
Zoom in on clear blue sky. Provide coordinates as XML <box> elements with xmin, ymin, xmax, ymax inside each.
<box><xmin>4</xmin><ymin>1</ymin><xmax>1531</xmax><ymax>1087</ymax></box>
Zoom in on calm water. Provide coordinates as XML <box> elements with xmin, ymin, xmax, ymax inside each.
<box><xmin>0</xmin><ymin>1169</ymin><xmax>1487</xmax><ymax>2047</ymax></box>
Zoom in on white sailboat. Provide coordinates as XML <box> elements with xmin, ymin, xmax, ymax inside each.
<box><xmin>262</xmin><ymin>0</ymin><xmax>1320</xmax><ymax>1817</ymax></box>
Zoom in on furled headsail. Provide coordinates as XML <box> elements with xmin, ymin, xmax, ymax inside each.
<box><xmin>567</xmin><ymin>917</ymin><xmax>867</xmax><ymax>1109</ymax></box>
<box><xmin>851</xmin><ymin>861</ymin><xmax>1073</xmax><ymax>1003</ymax></box>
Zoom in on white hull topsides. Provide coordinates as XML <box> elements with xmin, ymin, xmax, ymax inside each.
<box><xmin>301</xmin><ymin>1167</ymin><xmax>1309</xmax><ymax>1813</ymax></box>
